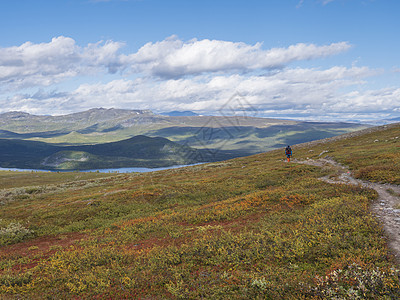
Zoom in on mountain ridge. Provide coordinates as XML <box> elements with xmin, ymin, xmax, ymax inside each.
<box><xmin>0</xmin><ymin>108</ymin><xmax>370</xmax><ymax>157</ymax></box>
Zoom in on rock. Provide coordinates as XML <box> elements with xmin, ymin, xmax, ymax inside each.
<box><xmin>318</xmin><ymin>150</ymin><xmax>329</xmax><ymax>157</ymax></box>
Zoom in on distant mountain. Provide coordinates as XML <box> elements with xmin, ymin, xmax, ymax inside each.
<box><xmin>0</xmin><ymin>136</ymin><xmax>210</xmax><ymax>170</ymax></box>
<box><xmin>0</xmin><ymin>108</ymin><xmax>370</xmax><ymax>159</ymax></box>
<box><xmin>161</xmin><ymin>111</ymin><xmax>199</xmax><ymax>116</ymax></box>
<box><xmin>355</xmin><ymin>116</ymin><xmax>400</xmax><ymax>126</ymax></box>
<box><xmin>386</xmin><ymin>117</ymin><xmax>400</xmax><ymax>123</ymax></box>
<box><xmin>0</xmin><ymin>108</ymin><xmax>157</xmax><ymax>133</ymax></box>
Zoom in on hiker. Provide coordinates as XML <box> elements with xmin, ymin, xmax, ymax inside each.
<box><xmin>285</xmin><ymin>145</ymin><xmax>292</xmax><ymax>162</ymax></box>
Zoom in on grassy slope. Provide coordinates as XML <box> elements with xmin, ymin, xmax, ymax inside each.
<box><xmin>294</xmin><ymin>123</ymin><xmax>400</xmax><ymax>184</ymax></box>
<box><xmin>0</xmin><ymin>124</ymin><xmax>399</xmax><ymax>298</ymax></box>
<box><xmin>0</xmin><ymin>171</ymin><xmax>113</xmax><ymax>190</ymax></box>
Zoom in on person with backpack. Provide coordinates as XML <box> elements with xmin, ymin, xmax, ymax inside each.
<box><xmin>285</xmin><ymin>145</ymin><xmax>292</xmax><ymax>162</ymax></box>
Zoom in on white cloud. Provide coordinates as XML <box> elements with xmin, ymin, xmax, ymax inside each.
<box><xmin>1</xmin><ymin>35</ymin><xmax>397</xmax><ymax>122</ymax></box>
<box><xmin>128</xmin><ymin>36</ymin><xmax>351</xmax><ymax>77</ymax></box>
<box><xmin>0</xmin><ymin>35</ymin><xmax>351</xmax><ymax>90</ymax></box>
<box><xmin>296</xmin><ymin>1</ymin><xmax>342</xmax><ymax>8</ymax></box>
<box><xmin>321</xmin><ymin>0</ymin><xmax>336</xmax><ymax>5</ymax></box>
<box><xmin>4</xmin><ymin>65</ymin><xmax>396</xmax><ymax>122</ymax></box>
<box><xmin>89</xmin><ymin>0</ymin><xmax>131</xmax><ymax>3</ymax></box>
<box><xmin>0</xmin><ymin>36</ymin><xmax>125</xmax><ymax>90</ymax></box>
<box><xmin>296</xmin><ymin>0</ymin><xmax>305</xmax><ymax>8</ymax></box>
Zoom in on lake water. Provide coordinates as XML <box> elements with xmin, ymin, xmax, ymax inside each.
<box><xmin>0</xmin><ymin>163</ymin><xmax>205</xmax><ymax>174</ymax></box>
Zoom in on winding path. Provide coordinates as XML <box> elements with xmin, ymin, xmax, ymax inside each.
<box><xmin>296</xmin><ymin>158</ymin><xmax>400</xmax><ymax>264</ymax></box>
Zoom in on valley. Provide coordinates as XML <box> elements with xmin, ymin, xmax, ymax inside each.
<box><xmin>0</xmin><ymin>108</ymin><xmax>369</xmax><ymax>170</ymax></box>
<box><xmin>0</xmin><ymin>135</ymin><xmax>207</xmax><ymax>170</ymax></box>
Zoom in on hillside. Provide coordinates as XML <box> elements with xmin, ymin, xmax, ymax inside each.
<box><xmin>0</xmin><ymin>123</ymin><xmax>399</xmax><ymax>298</ymax></box>
<box><xmin>0</xmin><ymin>136</ymin><xmax>208</xmax><ymax>170</ymax></box>
<box><xmin>0</xmin><ymin>108</ymin><xmax>369</xmax><ymax>156</ymax></box>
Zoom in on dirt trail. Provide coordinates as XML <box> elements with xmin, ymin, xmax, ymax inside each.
<box><xmin>296</xmin><ymin>158</ymin><xmax>400</xmax><ymax>264</ymax></box>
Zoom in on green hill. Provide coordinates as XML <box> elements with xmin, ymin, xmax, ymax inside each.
<box><xmin>0</xmin><ymin>108</ymin><xmax>369</xmax><ymax>156</ymax></box>
<box><xmin>0</xmin><ymin>123</ymin><xmax>399</xmax><ymax>298</ymax></box>
<box><xmin>0</xmin><ymin>135</ymin><xmax>208</xmax><ymax>170</ymax></box>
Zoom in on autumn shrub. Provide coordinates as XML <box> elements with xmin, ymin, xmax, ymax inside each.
<box><xmin>0</xmin><ymin>220</ymin><xmax>33</xmax><ymax>245</ymax></box>
<box><xmin>355</xmin><ymin>165</ymin><xmax>400</xmax><ymax>184</ymax></box>
<box><xmin>33</xmin><ymin>245</ymin><xmax>133</xmax><ymax>296</ymax></box>
<box><xmin>0</xmin><ymin>272</ymin><xmax>34</xmax><ymax>294</ymax></box>
<box><xmin>308</xmin><ymin>263</ymin><xmax>400</xmax><ymax>299</ymax></box>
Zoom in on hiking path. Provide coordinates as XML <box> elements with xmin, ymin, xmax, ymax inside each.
<box><xmin>295</xmin><ymin>157</ymin><xmax>400</xmax><ymax>264</ymax></box>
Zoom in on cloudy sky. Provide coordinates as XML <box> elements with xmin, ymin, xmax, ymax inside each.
<box><xmin>1</xmin><ymin>0</ymin><xmax>399</xmax><ymax>122</ymax></box>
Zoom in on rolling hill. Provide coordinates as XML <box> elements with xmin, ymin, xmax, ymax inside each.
<box><xmin>0</xmin><ymin>123</ymin><xmax>399</xmax><ymax>298</ymax></box>
<box><xmin>0</xmin><ymin>135</ymin><xmax>209</xmax><ymax>170</ymax></box>
<box><xmin>0</xmin><ymin>108</ymin><xmax>369</xmax><ymax>157</ymax></box>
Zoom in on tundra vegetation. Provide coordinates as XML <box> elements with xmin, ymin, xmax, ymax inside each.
<box><xmin>0</xmin><ymin>123</ymin><xmax>399</xmax><ymax>299</ymax></box>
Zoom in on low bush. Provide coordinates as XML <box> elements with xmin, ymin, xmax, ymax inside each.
<box><xmin>0</xmin><ymin>221</ymin><xmax>33</xmax><ymax>245</ymax></box>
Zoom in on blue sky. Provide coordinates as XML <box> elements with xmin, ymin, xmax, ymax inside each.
<box><xmin>0</xmin><ymin>0</ymin><xmax>399</xmax><ymax>122</ymax></box>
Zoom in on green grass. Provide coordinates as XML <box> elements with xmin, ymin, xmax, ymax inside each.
<box><xmin>0</xmin><ymin>124</ymin><xmax>399</xmax><ymax>298</ymax></box>
<box><xmin>0</xmin><ymin>171</ymin><xmax>112</xmax><ymax>189</ymax></box>
<box><xmin>293</xmin><ymin>123</ymin><xmax>400</xmax><ymax>184</ymax></box>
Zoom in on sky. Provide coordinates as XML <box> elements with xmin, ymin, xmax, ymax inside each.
<box><xmin>0</xmin><ymin>0</ymin><xmax>399</xmax><ymax>122</ymax></box>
